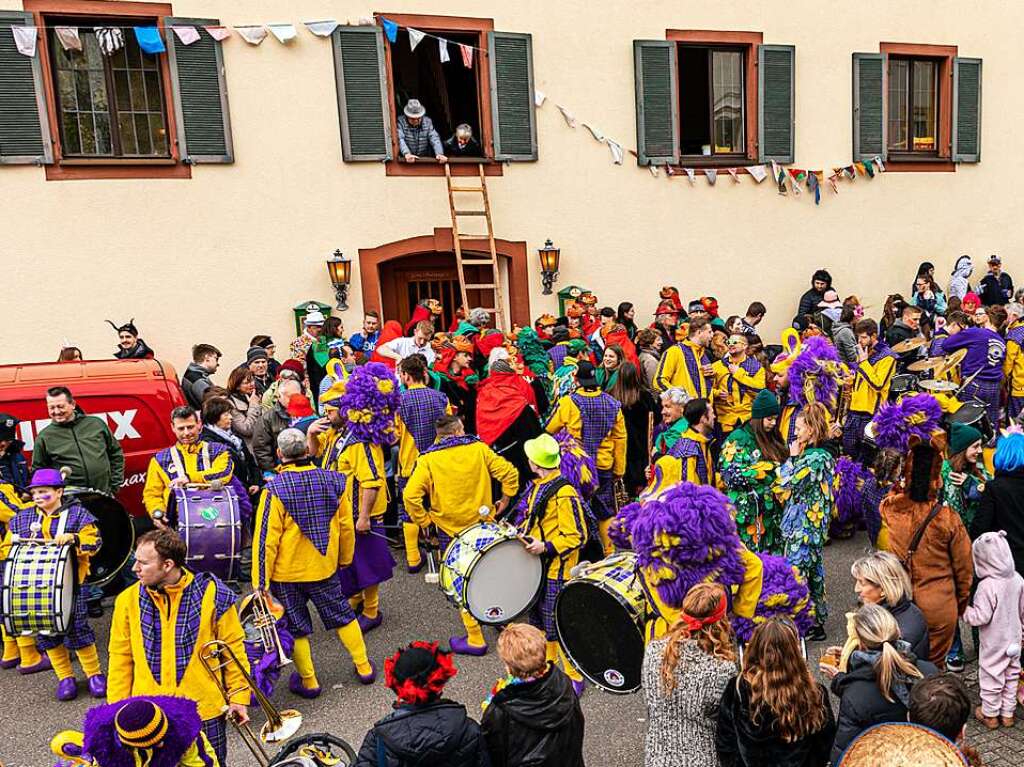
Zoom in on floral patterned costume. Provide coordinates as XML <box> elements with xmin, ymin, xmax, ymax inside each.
<box><xmin>778</xmin><ymin>446</ymin><xmax>836</xmax><ymax>625</ymax></box>
<box><xmin>939</xmin><ymin>459</ymin><xmax>991</xmax><ymax>530</ymax></box>
<box><xmin>718</xmin><ymin>423</ymin><xmax>784</xmax><ymax>555</ymax></box>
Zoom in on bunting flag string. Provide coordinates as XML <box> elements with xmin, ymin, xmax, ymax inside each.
<box><xmin>267</xmin><ymin>24</ymin><xmax>297</xmax><ymax>44</ymax></box>
<box><xmin>11</xmin><ymin>25</ymin><xmax>37</xmax><ymax>57</ymax></box>
<box><xmin>134</xmin><ymin>26</ymin><xmax>165</xmax><ymax>54</ymax></box>
<box><xmin>171</xmin><ymin>25</ymin><xmax>201</xmax><ymax>45</ymax></box>
<box><xmin>375</xmin><ymin>15</ymin><xmax>488</xmax><ymax>55</ymax></box>
<box><xmin>204</xmin><ymin>25</ymin><xmax>232</xmax><ymax>41</ymax></box>
<box><xmin>583</xmin><ymin>124</ymin><xmax>605</xmax><ymax>142</ymax></box>
<box><xmin>304</xmin><ymin>20</ymin><xmax>339</xmax><ymax>37</ymax></box>
<box><xmin>235</xmin><ymin>26</ymin><xmax>268</xmax><ymax>45</ymax></box>
<box><xmin>407</xmin><ymin>27</ymin><xmax>425</xmax><ymax>51</ymax></box>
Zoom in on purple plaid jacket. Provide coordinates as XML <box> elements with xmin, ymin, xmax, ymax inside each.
<box><xmin>399</xmin><ymin>386</ymin><xmax>449</xmax><ymax>452</ymax></box>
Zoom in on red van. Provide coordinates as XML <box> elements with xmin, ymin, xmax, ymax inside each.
<box><xmin>0</xmin><ymin>359</ymin><xmax>187</xmax><ymax>517</ymax></box>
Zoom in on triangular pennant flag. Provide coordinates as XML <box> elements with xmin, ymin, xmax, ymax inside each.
<box><xmin>873</xmin><ymin>155</ymin><xmax>886</xmax><ymax>173</ymax></box>
<box><xmin>583</xmin><ymin>124</ymin><xmax>605</xmax><ymax>142</ymax></box>
<box><xmin>845</xmin><ymin>165</ymin><xmax>857</xmax><ymax>180</ymax></box>
<box><xmin>460</xmin><ymin>43</ymin><xmax>473</xmax><ymax>68</ymax></box>
<box><xmin>727</xmin><ymin>168</ymin><xmax>740</xmax><ymax>183</ymax></box>
<box><xmin>665</xmin><ymin>164</ymin><xmax>676</xmax><ymax>177</ymax></box>
<box><xmin>649</xmin><ymin>164</ymin><xmax>659</xmax><ymax>177</ymax></box>
<box><xmin>789</xmin><ymin>172</ymin><xmax>802</xmax><ymax>195</ymax></box>
<box><xmin>304</xmin><ymin>20</ymin><xmax>339</xmax><ymax>37</ymax></box>
<box><xmin>607</xmin><ymin>140</ymin><xmax>624</xmax><ymax>165</ymax></box>
<box><xmin>235</xmin><ymin>26</ymin><xmax>268</xmax><ymax>45</ymax></box>
<box><xmin>438</xmin><ymin>37</ymin><xmax>450</xmax><ymax>62</ymax></box>
<box><xmin>777</xmin><ymin>167</ymin><xmax>788</xmax><ymax>195</ymax></box>
<box><xmin>204</xmin><ymin>26</ymin><xmax>232</xmax><ymax>41</ymax></box>
<box><xmin>828</xmin><ymin>171</ymin><xmax>840</xmax><ymax>194</ymax></box>
<box><xmin>94</xmin><ymin>27</ymin><xmax>125</xmax><ymax>56</ymax></box>
<box><xmin>54</xmin><ymin>26</ymin><xmax>82</xmax><ymax>52</ymax></box>
<box><xmin>854</xmin><ymin>162</ymin><xmax>867</xmax><ymax>176</ymax></box>
<box><xmin>133</xmin><ymin>26</ymin><xmax>165</xmax><ymax>54</ymax></box>
<box><xmin>770</xmin><ymin>160</ymin><xmax>780</xmax><ymax>183</ymax></box>
<box><xmin>408</xmin><ymin>27</ymin><xmax>425</xmax><ymax>51</ymax></box>
<box><xmin>684</xmin><ymin>168</ymin><xmax>696</xmax><ymax>185</ymax></box>
<box><xmin>11</xmin><ymin>25</ymin><xmax>37</xmax><ymax>57</ymax></box>
<box><xmin>171</xmin><ymin>25</ymin><xmax>201</xmax><ymax>45</ymax></box>
<box><xmin>746</xmin><ymin>164</ymin><xmax>768</xmax><ymax>183</ymax></box>
<box><xmin>790</xmin><ymin>168</ymin><xmax>807</xmax><ymax>184</ymax></box>
<box><xmin>380</xmin><ymin>17</ymin><xmax>398</xmax><ymax>43</ymax></box>
<box><xmin>534</xmin><ymin>89</ymin><xmax>546</xmax><ymax>107</ymax></box>
<box><xmin>863</xmin><ymin>159</ymin><xmax>876</xmax><ymax>178</ymax></box>
<box><xmin>267</xmin><ymin>24</ymin><xmax>297</xmax><ymax>44</ymax></box>
<box><xmin>556</xmin><ymin>105</ymin><xmax>576</xmax><ymax>128</ymax></box>
<box><xmin>705</xmin><ymin>169</ymin><xmax>718</xmax><ymax>186</ymax></box>
<box><xmin>807</xmin><ymin>172</ymin><xmax>821</xmax><ymax>206</ymax></box>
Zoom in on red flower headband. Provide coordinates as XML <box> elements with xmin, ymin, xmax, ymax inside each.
<box><xmin>383</xmin><ymin>641</ymin><xmax>457</xmax><ymax>705</ymax></box>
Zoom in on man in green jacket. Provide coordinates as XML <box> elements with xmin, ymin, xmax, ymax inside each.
<box><xmin>32</xmin><ymin>386</ymin><xmax>125</xmax><ymax>497</ymax></box>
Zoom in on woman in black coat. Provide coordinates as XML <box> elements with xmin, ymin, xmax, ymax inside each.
<box><xmin>607</xmin><ymin>362</ymin><xmax>658</xmax><ymax>497</ymax></box>
<box><xmin>850</xmin><ymin>551</ymin><xmax>930</xmax><ymax>662</ymax></box>
<box><xmin>972</xmin><ymin>438</ymin><xmax>1024</xmax><ymax>576</ymax></box>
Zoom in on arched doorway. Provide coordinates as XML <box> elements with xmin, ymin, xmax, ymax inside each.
<box><xmin>359</xmin><ymin>228</ymin><xmax>531</xmax><ymax>329</ymax></box>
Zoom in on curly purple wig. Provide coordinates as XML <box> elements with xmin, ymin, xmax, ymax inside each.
<box><xmin>339</xmin><ymin>362</ymin><xmax>401</xmax><ymax>444</ymax></box>
<box><xmin>630</xmin><ymin>482</ymin><xmax>744</xmax><ymax>609</ymax></box>
<box><xmin>872</xmin><ymin>392</ymin><xmax>942</xmax><ymax>452</ymax></box>
<box><xmin>787</xmin><ymin>335</ymin><xmax>843</xmax><ymax>408</ymax></box>
<box><xmin>732</xmin><ymin>553</ymin><xmax>814</xmax><ymax>641</ymax></box>
<box><xmin>831</xmin><ymin>456</ymin><xmax>870</xmax><ymax>538</ymax></box>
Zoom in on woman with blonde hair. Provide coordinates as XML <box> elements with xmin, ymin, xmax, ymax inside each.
<box><xmin>850</xmin><ymin>551</ymin><xmax>930</xmax><ymax>662</ymax></box>
<box><xmin>821</xmin><ymin>603</ymin><xmax>938</xmax><ymax>763</ymax></box>
<box><xmin>716</xmin><ymin>618</ymin><xmax>836</xmax><ymax>766</ymax></box>
<box><xmin>642</xmin><ymin>583</ymin><xmax>738</xmax><ymax>767</ymax></box>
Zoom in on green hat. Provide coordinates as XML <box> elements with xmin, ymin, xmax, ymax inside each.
<box><xmin>948</xmin><ymin>421</ymin><xmax>983</xmax><ymax>456</ymax></box>
<box><xmin>524</xmin><ymin>433</ymin><xmax>561</xmax><ymax>469</ymax></box>
<box><xmin>751</xmin><ymin>389</ymin><xmax>781</xmax><ymax>420</ymax></box>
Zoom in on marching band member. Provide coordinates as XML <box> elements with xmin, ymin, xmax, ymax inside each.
<box><xmin>403</xmin><ymin>415</ymin><xmax>519</xmax><ymax>655</ymax></box>
<box><xmin>108</xmin><ymin>528</ymin><xmax>250</xmax><ymax>767</ymax></box>
<box><xmin>518</xmin><ymin>434</ymin><xmax>587</xmax><ymax>695</ymax></box>
<box><xmin>842</xmin><ymin>319</ymin><xmax>897</xmax><ymax>462</ymax></box>
<box><xmin>1004</xmin><ymin>309</ymin><xmax>1024</xmax><ymax>422</ymax></box>
<box><xmin>654</xmin><ymin>316</ymin><xmax>714</xmax><ymax>398</ymax></box>
<box><xmin>544</xmin><ymin>360</ymin><xmax>625</xmax><ymax>555</ymax></box>
<box><xmin>394</xmin><ymin>355</ymin><xmax>451</xmax><ymax>572</ymax></box>
<box><xmin>143</xmin><ymin>406</ymin><xmax>235</xmax><ymax>528</ymax></box>
<box><xmin>0</xmin><ymin>476</ymin><xmax>40</xmax><ymax>672</ymax></box>
<box><xmin>710</xmin><ymin>333</ymin><xmax>766</xmax><ymax>436</ymax></box>
<box><xmin>306</xmin><ymin>379</ymin><xmax>349</xmax><ymax>469</ymax></box>
<box><xmin>942</xmin><ymin>307</ymin><xmax>1006</xmax><ymax>431</ymax></box>
<box><xmin>253</xmin><ymin>429</ymin><xmax>376</xmax><ymax>698</ymax></box>
<box><xmin>0</xmin><ymin>468</ymin><xmax>104</xmax><ymax>699</ymax></box>
<box><xmin>647</xmin><ymin>398</ymin><xmax>716</xmax><ymax>493</ymax></box>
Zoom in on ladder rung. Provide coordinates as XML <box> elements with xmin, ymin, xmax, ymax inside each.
<box><xmin>464</xmin><ymin>283</ymin><xmax>497</xmax><ymax>290</ymax></box>
<box><xmin>456</xmin><ymin>233</ymin><xmax>488</xmax><ymax>239</ymax></box>
<box><xmin>454</xmin><ymin>210</ymin><xmax>487</xmax><ymax>216</ymax></box>
<box><xmin>451</xmin><ymin>186</ymin><xmax>484</xmax><ymax>192</ymax></box>
<box><xmin>460</xmin><ymin>259</ymin><xmax>494</xmax><ymax>266</ymax></box>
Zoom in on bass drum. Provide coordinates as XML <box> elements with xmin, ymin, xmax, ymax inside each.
<box><xmin>65</xmin><ymin>488</ymin><xmax>135</xmax><ymax>587</ymax></box>
<box><xmin>555</xmin><ymin>553</ymin><xmax>648</xmax><ymax>694</ymax></box>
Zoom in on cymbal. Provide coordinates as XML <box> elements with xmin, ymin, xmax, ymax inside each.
<box><xmin>891</xmin><ymin>337</ymin><xmax>929</xmax><ymax>353</ymax></box>
<box><xmin>919</xmin><ymin>379</ymin><xmax>958</xmax><ymax>393</ymax></box>
<box><xmin>936</xmin><ymin>348</ymin><xmax>967</xmax><ymax>378</ymax></box>
<box><xmin>907</xmin><ymin>356</ymin><xmax>944</xmax><ymax>372</ymax></box>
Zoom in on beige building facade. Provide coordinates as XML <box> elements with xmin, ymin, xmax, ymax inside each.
<box><xmin>0</xmin><ymin>0</ymin><xmax>1013</xmax><ymax>368</ymax></box>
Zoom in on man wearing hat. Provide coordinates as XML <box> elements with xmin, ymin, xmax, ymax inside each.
<box><xmin>651</xmin><ymin>301</ymin><xmax>680</xmax><ymax>354</ymax></box>
<box><xmin>403</xmin><ymin>415</ymin><xmax>519</xmax><ymax>654</ymax></box>
<box><xmin>0</xmin><ymin>467</ymin><xmax>105</xmax><ymax>700</ymax></box>
<box><xmin>578</xmin><ymin>293</ymin><xmax>600</xmax><ymax>337</ymax></box>
<box><xmin>655</xmin><ymin>315</ymin><xmax>715</xmax><ymax>398</ymax></box>
<box><xmin>398</xmin><ymin>99</ymin><xmax>446</xmax><ymax>163</ymax></box>
<box><xmin>980</xmin><ymin>254</ymin><xmax>1013</xmax><ymax>306</ymax></box>
<box><xmin>843</xmin><ymin>319</ymin><xmax>898</xmax><ymax>463</ymax></box>
<box><xmin>107</xmin><ymin>318</ymin><xmax>154</xmax><ymax>360</ymax></box>
<box><xmin>0</xmin><ymin>412</ymin><xmax>27</xmax><ymax>489</ymax></box>
<box><xmin>290</xmin><ymin>306</ymin><xmax>325</xmax><ymax>362</ymax></box>
<box><xmin>545</xmin><ymin>360</ymin><xmax>625</xmax><ymax>555</ymax></box>
<box><xmin>519</xmin><ymin>433</ymin><xmax>588</xmax><ymax>695</ymax></box>
<box><xmin>244</xmin><ymin>345</ymin><xmax>272</xmax><ymax>396</ymax></box>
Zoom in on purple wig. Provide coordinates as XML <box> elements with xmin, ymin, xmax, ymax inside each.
<box><xmin>608</xmin><ymin>498</ymin><xmax>642</xmax><ymax>549</ymax></box>
<box><xmin>872</xmin><ymin>393</ymin><xmax>942</xmax><ymax>452</ymax></box>
<box><xmin>831</xmin><ymin>456</ymin><xmax>870</xmax><ymax>538</ymax></box>
<box><xmin>732</xmin><ymin>554</ymin><xmax>814</xmax><ymax>642</ymax></box>
<box><xmin>82</xmin><ymin>695</ymin><xmax>202</xmax><ymax>767</ymax></box>
<box><xmin>339</xmin><ymin>362</ymin><xmax>401</xmax><ymax>444</ymax></box>
<box><xmin>787</xmin><ymin>335</ymin><xmax>843</xmax><ymax>408</ymax></box>
<box><xmin>630</xmin><ymin>482</ymin><xmax>744</xmax><ymax>609</ymax></box>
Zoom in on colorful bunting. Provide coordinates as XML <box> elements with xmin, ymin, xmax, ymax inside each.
<box><xmin>746</xmin><ymin>165</ymin><xmax>767</xmax><ymax>183</ymax></box>
<box><xmin>727</xmin><ymin>168</ymin><xmax>740</xmax><ymax>183</ymax></box>
<box><xmin>607</xmin><ymin>140</ymin><xmax>624</xmax><ymax>165</ymax></box>
<box><xmin>304</xmin><ymin>20</ymin><xmax>339</xmax><ymax>37</ymax></box>
<box><xmin>649</xmin><ymin>165</ymin><xmax>659</xmax><ymax>177</ymax></box>
<box><xmin>171</xmin><ymin>25</ymin><xmax>201</xmax><ymax>45</ymax></box>
<box><xmin>684</xmin><ymin>168</ymin><xmax>696</xmax><ymax>185</ymax></box>
<box><xmin>873</xmin><ymin>155</ymin><xmax>886</xmax><ymax>172</ymax></box>
<box><xmin>828</xmin><ymin>171</ymin><xmax>840</xmax><ymax>194</ymax></box>
<box><xmin>854</xmin><ymin>162</ymin><xmax>867</xmax><ymax>176</ymax></box>
<box><xmin>235</xmin><ymin>26</ymin><xmax>268</xmax><ymax>45</ymax></box>
<box><xmin>54</xmin><ymin>26</ymin><xmax>82</xmax><ymax>52</ymax></box>
<box><xmin>407</xmin><ymin>27</ymin><xmax>425</xmax><ymax>51</ymax></box>
<box><xmin>11</xmin><ymin>25</ymin><xmax>37</xmax><ymax>57</ymax></box>
<box><xmin>204</xmin><ymin>25</ymin><xmax>232</xmax><ymax>41</ymax></box>
<box><xmin>665</xmin><ymin>164</ymin><xmax>676</xmax><ymax>177</ymax></box>
<box><xmin>807</xmin><ymin>171</ymin><xmax>821</xmax><ymax>205</ymax></box>
<box><xmin>267</xmin><ymin>24</ymin><xmax>297</xmax><ymax>44</ymax></box>
<box><xmin>133</xmin><ymin>26</ymin><xmax>165</xmax><ymax>54</ymax></box>
<box><xmin>380</xmin><ymin>17</ymin><xmax>398</xmax><ymax>43</ymax></box>
<box><xmin>94</xmin><ymin>27</ymin><xmax>125</xmax><ymax>56</ymax></box>
<box><xmin>460</xmin><ymin>43</ymin><xmax>473</xmax><ymax>68</ymax></box>
<box><xmin>438</xmin><ymin>37</ymin><xmax>450</xmax><ymax>62</ymax></box>
<box><xmin>705</xmin><ymin>169</ymin><xmax>718</xmax><ymax>186</ymax></box>
<box><xmin>776</xmin><ymin>166</ymin><xmax>787</xmax><ymax>196</ymax></box>
<box><xmin>863</xmin><ymin>158</ymin><xmax>876</xmax><ymax>178</ymax></box>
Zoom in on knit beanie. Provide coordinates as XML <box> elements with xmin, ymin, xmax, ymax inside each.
<box><xmin>751</xmin><ymin>389</ymin><xmax>781</xmax><ymax>420</ymax></box>
<box><xmin>246</xmin><ymin>346</ymin><xmax>269</xmax><ymax>363</ymax></box>
<box><xmin>948</xmin><ymin>422</ymin><xmax>982</xmax><ymax>456</ymax></box>
<box><xmin>115</xmin><ymin>700</ymin><xmax>168</xmax><ymax>755</ymax></box>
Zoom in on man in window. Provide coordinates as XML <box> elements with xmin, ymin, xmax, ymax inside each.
<box><xmin>980</xmin><ymin>255</ymin><xmax>1014</xmax><ymax>307</ymax></box>
<box><xmin>444</xmin><ymin>124</ymin><xmax>482</xmax><ymax>158</ymax></box>
<box><xmin>398</xmin><ymin>99</ymin><xmax>447</xmax><ymax>163</ymax></box>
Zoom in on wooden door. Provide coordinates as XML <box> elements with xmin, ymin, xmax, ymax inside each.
<box><xmin>380</xmin><ymin>252</ymin><xmax>460</xmax><ymax>330</ymax></box>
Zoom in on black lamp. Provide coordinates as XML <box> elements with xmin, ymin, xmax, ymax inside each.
<box><xmin>538</xmin><ymin>239</ymin><xmax>560</xmax><ymax>295</ymax></box>
<box><xmin>326</xmin><ymin>249</ymin><xmax>351</xmax><ymax>310</ymax></box>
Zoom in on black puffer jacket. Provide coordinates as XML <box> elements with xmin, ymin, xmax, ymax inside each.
<box><xmin>481</xmin><ymin>664</ymin><xmax>585</xmax><ymax>767</ymax></box>
<box><xmin>973</xmin><ymin>469</ymin><xmax>1024</xmax><ymax>575</ymax></box>
<box><xmin>715</xmin><ymin>677</ymin><xmax>835</xmax><ymax>767</ymax></box>
<box><xmin>885</xmin><ymin>598</ymin><xmax>930</xmax><ymax>662</ymax></box>
<box><xmin>354</xmin><ymin>701</ymin><xmax>490</xmax><ymax>767</ymax></box>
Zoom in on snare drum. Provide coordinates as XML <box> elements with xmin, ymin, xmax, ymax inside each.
<box><xmin>555</xmin><ymin>553</ymin><xmax>648</xmax><ymax>693</ymax></box>
<box><xmin>65</xmin><ymin>488</ymin><xmax>134</xmax><ymax>587</ymax></box>
<box><xmin>439</xmin><ymin>522</ymin><xmax>544</xmax><ymax>624</ymax></box>
<box><xmin>175</xmin><ymin>486</ymin><xmax>242</xmax><ymax>582</ymax></box>
<box><xmin>0</xmin><ymin>542</ymin><xmax>75</xmax><ymax>637</ymax></box>
<box><xmin>889</xmin><ymin>373</ymin><xmax>919</xmax><ymax>402</ymax></box>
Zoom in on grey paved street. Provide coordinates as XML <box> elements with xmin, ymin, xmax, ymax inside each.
<box><xmin>1</xmin><ymin>535</ymin><xmax>1018</xmax><ymax>766</ymax></box>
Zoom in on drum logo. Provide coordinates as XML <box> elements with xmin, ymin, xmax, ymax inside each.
<box><xmin>200</xmin><ymin>506</ymin><xmax>220</xmax><ymax>521</ymax></box>
<box><xmin>603</xmin><ymin>669</ymin><xmax>625</xmax><ymax>688</ymax></box>
<box><xmin>485</xmin><ymin>605</ymin><xmax>505</xmax><ymax>620</ymax></box>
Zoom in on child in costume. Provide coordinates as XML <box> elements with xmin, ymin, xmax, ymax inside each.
<box><xmin>0</xmin><ymin>475</ymin><xmax>43</xmax><ymax>672</ymax></box>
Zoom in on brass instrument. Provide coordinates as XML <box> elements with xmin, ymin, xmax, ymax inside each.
<box><xmin>240</xmin><ymin>590</ymin><xmax>293</xmax><ymax>669</ymax></box>
<box><xmin>199</xmin><ymin>639</ymin><xmax>303</xmax><ymax>767</ymax></box>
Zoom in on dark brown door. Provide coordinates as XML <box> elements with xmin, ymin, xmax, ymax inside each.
<box><xmin>380</xmin><ymin>252</ymin><xmax>460</xmax><ymax>330</ymax></box>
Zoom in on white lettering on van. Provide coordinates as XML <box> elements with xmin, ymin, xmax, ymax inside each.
<box><xmin>17</xmin><ymin>410</ymin><xmax>142</xmax><ymax>452</ymax></box>
<box><xmin>107</xmin><ymin>409</ymin><xmax>141</xmax><ymax>440</ymax></box>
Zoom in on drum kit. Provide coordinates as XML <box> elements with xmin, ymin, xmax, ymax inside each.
<box><xmin>882</xmin><ymin>344</ymin><xmax>968</xmax><ymax>401</ymax></box>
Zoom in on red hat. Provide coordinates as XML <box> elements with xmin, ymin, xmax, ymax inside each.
<box><xmin>286</xmin><ymin>395</ymin><xmax>314</xmax><ymax>418</ymax></box>
<box><xmin>279</xmin><ymin>359</ymin><xmax>304</xmax><ymax>378</ymax></box>
<box><xmin>384</xmin><ymin>641</ymin><xmax>457</xmax><ymax>704</ymax></box>
<box><xmin>654</xmin><ymin>300</ymin><xmax>679</xmax><ymax>317</ymax></box>
<box><xmin>700</xmin><ymin>296</ymin><xmax>720</xmax><ymax>318</ymax></box>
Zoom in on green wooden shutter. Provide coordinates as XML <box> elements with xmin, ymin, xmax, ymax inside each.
<box><xmin>852</xmin><ymin>52</ymin><xmax>886</xmax><ymax>161</ymax></box>
<box><xmin>0</xmin><ymin>11</ymin><xmax>53</xmax><ymax>165</ymax></box>
<box><xmin>488</xmin><ymin>31</ymin><xmax>537</xmax><ymax>161</ymax></box>
<box><xmin>953</xmin><ymin>57</ymin><xmax>982</xmax><ymax>163</ymax></box>
<box><xmin>758</xmin><ymin>45</ymin><xmax>795</xmax><ymax>163</ymax></box>
<box><xmin>165</xmin><ymin>17</ymin><xmax>233</xmax><ymax>163</ymax></box>
<box><xmin>633</xmin><ymin>40</ymin><xmax>679</xmax><ymax>166</ymax></box>
<box><xmin>332</xmin><ymin>26</ymin><xmax>391</xmax><ymax>162</ymax></box>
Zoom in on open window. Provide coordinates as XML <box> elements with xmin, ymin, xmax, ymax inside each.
<box><xmin>678</xmin><ymin>45</ymin><xmax>746</xmax><ymax>158</ymax></box>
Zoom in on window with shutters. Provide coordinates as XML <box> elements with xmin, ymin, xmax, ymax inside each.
<box><xmin>887</xmin><ymin>57</ymin><xmax>939</xmax><ymax>156</ymax></box>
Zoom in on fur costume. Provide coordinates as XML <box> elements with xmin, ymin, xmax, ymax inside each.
<box><xmin>72</xmin><ymin>695</ymin><xmax>203</xmax><ymax>767</ymax></box>
<box><xmin>787</xmin><ymin>335</ymin><xmax>844</xmax><ymax>409</ymax></box>
<box><xmin>339</xmin><ymin>363</ymin><xmax>401</xmax><ymax>445</ymax></box>
<box><xmin>731</xmin><ymin>553</ymin><xmax>814</xmax><ymax>642</ymax></box>
<box><xmin>832</xmin><ymin>456</ymin><xmax>871</xmax><ymax>539</ymax></box>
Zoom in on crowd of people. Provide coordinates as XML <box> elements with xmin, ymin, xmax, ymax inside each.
<box><xmin>2</xmin><ymin>253</ymin><xmax>1024</xmax><ymax>766</ymax></box>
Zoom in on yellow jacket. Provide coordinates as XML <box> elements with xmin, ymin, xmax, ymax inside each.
<box><xmin>0</xmin><ymin>505</ymin><xmax>100</xmax><ymax>584</ymax></box>
<box><xmin>654</xmin><ymin>340</ymin><xmax>713</xmax><ymax>398</ymax></box>
<box><xmin>334</xmin><ymin>441</ymin><xmax>388</xmax><ymax>518</ymax></box>
<box><xmin>711</xmin><ymin>356</ymin><xmax>766</xmax><ymax>431</ymax></box>
<box><xmin>545</xmin><ymin>389</ymin><xmax>627</xmax><ymax>474</ymax></box>
<box><xmin>107</xmin><ymin>569</ymin><xmax>250</xmax><ymax>722</ymax></box>
<box><xmin>1004</xmin><ymin>323</ymin><xmax>1024</xmax><ymax>397</ymax></box>
<box><xmin>52</xmin><ymin>730</ymin><xmax>219</xmax><ymax>767</ymax></box>
<box><xmin>403</xmin><ymin>439</ymin><xmax>519</xmax><ymax>536</ymax></box>
<box><xmin>0</xmin><ymin>484</ymin><xmax>31</xmax><ymax>528</ymax></box>
<box><xmin>643</xmin><ymin>546</ymin><xmax>763</xmax><ymax>641</ymax></box>
<box><xmin>648</xmin><ymin>429</ymin><xmax>715</xmax><ymax>492</ymax></box>
<box><xmin>143</xmin><ymin>441</ymin><xmax>235</xmax><ymax>518</ymax></box>
<box><xmin>519</xmin><ymin>473</ymin><xmax>587</xmax><ymax>579</ymax></box>
<box><xmin>850</xmin><ymin>349</ymin><xmax>897</xmax><ymax>414</ymax></box>
<box><xmin>252</xmin><ymin>462</ymin><xmax>354</xmax><ymax>590</ymax></box>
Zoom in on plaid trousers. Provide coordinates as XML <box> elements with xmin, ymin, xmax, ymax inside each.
<box><xmin>842</xmin><ymin>412</ymin><xmax>874</xmax><ymax>463</ymax></box>
<box><xmin>270</xmin><ymin>574</ymin><xmax>357</xmax><ymax>637</ymax></box>
<box><xmin>201</xmin><ymin>717</ymin><xmax>227</xmax><ymax>767</ymax></box>
<box><xmin>528</xmin><ymin>578</ymin><xmax>564</xmax><ymax>641</ymax></box>
<box><xmin>37</xmin><ymin>588</ymin><xmax>95</xmax><ymax>652</ymax></box>
<box><xmin>960</xmin><ymin>378</ymin><xmax>1002</xmax><ymax>432</ymax></box>
<box><xmin>1009</xmin><ymin>395</ymin><xmax>1024</xmax><ymax>422</ymax></box>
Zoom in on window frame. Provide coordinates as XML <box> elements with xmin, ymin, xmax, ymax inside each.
<box><xmin>878</xmin><ymin>42</ymin><xmax>956</xmax><ymax>172</ymax></box>
<box><xmin>25</xmin><ymin>0</ymin><xmax>189</xmax><ymax>181</ymax></box>
<box><xmin>677</xmin><ymin>43</ymin><xmax>748</xmax><ymax>160</ymax></box>
<box><xmin>376</xmin><ymin>12</ymin><xmax>502</xmax><ymax>178</ymax></box>
<box><xmin>666</xmin><ymin>29</ymin><xmax>762</xmax><ymax>168</ymax></box>
<box><xmin>886</xmin><ymin>55</ymin><xmax>939</xmax><ymax>157</ymax></box>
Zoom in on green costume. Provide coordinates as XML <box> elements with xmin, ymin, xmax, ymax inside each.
<box><xmin>718</xmin><ymin>422</ymin><xmax>784</xmax><ymax>555</ymax></box>
<box><xmin>939</xmin><ymin>459</ymin><xmax>990</xmax><ymax>530</ymax></box>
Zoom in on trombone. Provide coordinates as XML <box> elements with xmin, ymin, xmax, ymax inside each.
<box><xmin>241</xmin><ymin>590</ymin><xmax>293</xmax><ymax>669</ymax></box>
<box><xmin>199</xmin><ymin>639</ymin><xmax>303</xmax><ymax>767</ymax></box>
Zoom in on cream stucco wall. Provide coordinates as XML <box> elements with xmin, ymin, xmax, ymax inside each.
<box><xmin>2</xmin><ymin>0</ymin><xmax>1021</xmax><ymax>373</ymax></box>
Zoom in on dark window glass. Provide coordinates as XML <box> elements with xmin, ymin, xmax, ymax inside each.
<box><xmin>679</xmin><ymin>45</ymin><xmax>746</xmax><ymax>157</ymax></box>
<box><xmin>887</xmin><ymin>57</ymin><xmax>938</xmax><ymax>154</ymax></box>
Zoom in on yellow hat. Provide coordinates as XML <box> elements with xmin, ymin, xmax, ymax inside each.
<box><xmin>524</xmin><ymin>433</ymin><xmax>561</xmax><ymax>469</ymax></box>
<box><xmin>326</xmin><ymin>358</ymin><xmax>349</xmax><ymax>382</ymax></box>
<box><xmin>320</xmin><ymin>379</ymin><xmax>347</xmax><ymax>410</ymax></box>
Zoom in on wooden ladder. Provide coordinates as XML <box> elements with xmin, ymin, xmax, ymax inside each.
<box><xmin>444</xmin><ymin>163</ymin><xmax>507</xmax><ymax>331</ymax></box>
